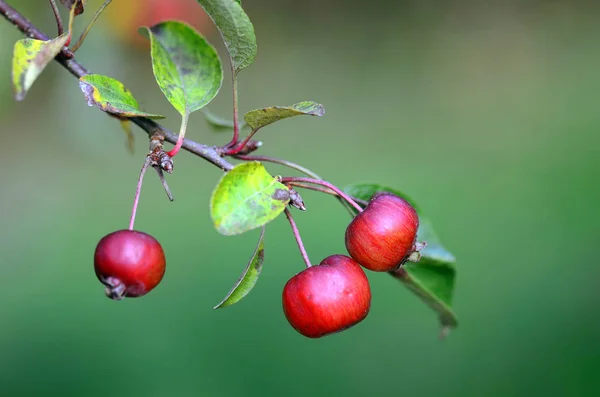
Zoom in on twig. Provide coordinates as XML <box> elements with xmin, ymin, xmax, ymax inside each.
<box><xmin>154</xmin><ymin>166</ymin><xmax>174</xmax><ymax>201</ymax></box>
<box><xmin>284</xmin><ymin>208</ymin><xmax>312</xmax><ymax>268</ymax></box>
<box><xmin>233</xmin><ymin>155</ymin><xmax>322</xmax><ymax>179</ymax></box>
<box><xmin>226</xmin><ymin>75</ymin><xmax>239</xmax><ymax>148</ymax></box>
<box><xmin>0</xmin><ymin>0</ymin><xmax>234</xmax><ymax>172</ymax></box>
<box><xmin>70</xmin><ymin>0</ymin><xmax>113</xmax><ymax>52</ymax></box>
<box><xmin>235</xmin><ymin>154</ymin><xmax>359</xmax><ymax>215</ymax></box>
<box><xmin>280</xmin><ymin>177</ymin><xmax>363</xmax><ymax>213</ymax></box>
<box><xmin>48</xmin><ymin>0</ymin><xmax>63</xmax><ymax>35</ymax></box>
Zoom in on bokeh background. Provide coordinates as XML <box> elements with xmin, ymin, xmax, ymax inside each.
<box><xmin>1</xmin><ymin>0</ymin><xmax>599</xmax><ymax>396</ymax></box>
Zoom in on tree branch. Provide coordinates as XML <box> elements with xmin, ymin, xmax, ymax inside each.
<box><xmin>0</xmin><ymin>0</ymin><xmax>233</xmax><ymax>172</ymax></box>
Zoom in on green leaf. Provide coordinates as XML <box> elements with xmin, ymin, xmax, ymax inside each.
<box><xmin>203</xmin><ymin>108</ymin><xmax>247</xmax><ymax>132</ymax></box>
<box><xmin>344</xmin><ymin>182</ymin><xmax>458</xmax><ymax>335</ymax></box>
<box><xmin>214</xmin><ymin>226</ymin><xmax>265</xmax><ymax>308</ymax></box>
<box><xmin>392</xmin><ymin>260</ymin><xmax>458</xmax><ymax>337</ymax></box>
<box><xmin>404</xmin><ymin>220</ymin><xmax>457</xmax><ymax>336</ymax></box>
<box><xmin>79</xmin><ymin>74</ymin><xmax>164</xmax><ymax>118</ymax></box>
<box><xmin>211</xmin><ymin>162</ymin><xmax>290</xmax><ymax>236</ymax></box>
<box><xmin>144</xmin><ymin>21</ymin><xmax>223</xmax><ymax>116</ymax></box>
<box><xmin>343</xmin><ymin>183</ymin><xmax>420</xmax><ymax>213</ymax></box>
<box><xmin>417</xmin><ymin>219</ymin><xmax>456</xmax><ymax>265</ymax></box>
<box><xmin>244</xmin><ymin>101</ymin><xmax>325</xmax><ymax>131</ymax></box>
<box><xmin>12</xmin><ymin>33</ymin><xmax>70</xmax><ymax>101</ymax></box>
<box><xmin>196</xmin><ymin>0</ymin><xmax>257</xmax><ymax>74</ymax></box>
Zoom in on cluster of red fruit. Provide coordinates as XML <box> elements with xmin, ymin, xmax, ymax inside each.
<box><xmin>93</xmin><ymin>193</ymin><xmax>421</xmax><ymax>338</ymax></box>
<box><xmin>283</xmin><ymin>193</ymin><xmax>420</xmax><ymax>338</ymax></box>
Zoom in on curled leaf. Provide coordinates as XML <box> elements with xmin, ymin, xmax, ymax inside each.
<box><xmin>244</xmin><ymin>101</ymin><xmax>325</xmax><ymax>131</ymax></box>
<box><xmin>214</xmin><ymin>227</ymin><xmax>265</xmax><ymax>308</ymax></box>
<box><xmin>79</xmin><ymin>74</ymin><xmax>164</xmax><ymax>118</ymax></box>
<box><xmin>12</xmin><ymin>33</ymin><xmax>70</xmax><ymax>101</ymax></box>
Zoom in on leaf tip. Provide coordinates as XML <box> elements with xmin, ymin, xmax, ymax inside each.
<box><xmin>439</xmin><ymin>326</ymin><xmax>451</xmax><ymax>340</ymax></box>
<box><xmin>14</xmin><ymin>91</ymin><xmax>26</xmax><ymax>102</ymax></box>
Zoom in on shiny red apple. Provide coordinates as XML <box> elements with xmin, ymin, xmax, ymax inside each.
<box><xmin>94</xmin><ymin>230</ymin><xmax>166</xmax><ymax>299</ymax></box>
<box><xmin>345</xmin><ymin>193</ymin><xmax>419</xmax><ymax>272</ymax></box>
<box><xmin>282</xmin><ymin>255</ymin><xmax>371</xmax><ymax>338</ymax></box>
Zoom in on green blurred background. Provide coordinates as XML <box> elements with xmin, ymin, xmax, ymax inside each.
<box><xmin>1</xmin><ymin>0</ymin><xmax>599</xmax><ymax>396</ymax></box>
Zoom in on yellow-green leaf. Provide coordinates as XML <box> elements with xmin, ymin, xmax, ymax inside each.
<box><xmin>79</xmin><ymin>74</ymin><xmax>164</xmax><ymax>118</ymax></box>
<box><xmin>211</xmin><ymin>162</ymin><xmax>290</xmax><ymax>236</ymax></box>
<box><xmin>12</xmin><ymin>33</ymin><xmax>69</xmax><ymax>101</ymax></box>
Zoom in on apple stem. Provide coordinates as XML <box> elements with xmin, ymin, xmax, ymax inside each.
<box><xmin>287</xmin><ymin>182</ymin><xmax>369</xmax><ymax>205</ymax></box>
<box><xmin>234</xmin><ymin>155</ymin><xmax>323</xmax><ymax>179</ymax></box>
<box><xmin>236</xmin><ymin>155</ymin><xmax>361</xmax><ymax>215</ymax></box>
<box><xmin>70</xmin><ymin>0</ymin><xmax>113</xmax><ymax>52</ymax></box>
<box><xmin>225</xmin><ymin>74</ymin><xmax>240</xmax><ymax>149</ymax></box>
<box><xmin>129</xmin><ymin>158</ymin><xmax>151</xmax><ymax>231</ymax></box>
<box><xmin>167</xmin><ymin>112</ymin><xmax>190</xmax><ymax>158</ymax></box>
<box><xmin>284</xmin><ymin>208</ymin><xmax>312</xmax><ymax>268</ymax></box>
<box><xmin>223</xmin><ymin>127</ymin><xmax>259</xmax><ymax>155</ymax></box>
<box><xmin>48</xmin><ymin>0</ymin><xmax>63</xmax><ymax>35</ymax></box>
<box><xmin>281</xmin><ymin>177</ymin><xmax>364</xmax><ymax>213</ymax></box>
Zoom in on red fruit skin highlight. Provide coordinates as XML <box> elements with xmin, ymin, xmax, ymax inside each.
<box><xmin>345</xmin><ymin>194</ymin><xmax>419</xmax><ymax>272</ymax></box>
<box><xmin>282</xmin><ymin>255</ymin><xmax>371</xmax><ymax>338</ymax></box>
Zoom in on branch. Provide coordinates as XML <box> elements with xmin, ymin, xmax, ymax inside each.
<box><xmin>0</xmin><ymin>0</ymin><xmax>233</xmax><ymax>172</ymax></box>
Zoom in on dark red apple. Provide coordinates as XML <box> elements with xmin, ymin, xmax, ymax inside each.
<box><xmin>282</xmin><ymin>255</ymin><xmax>371</xmax><ymax>338</ymax></box>
<box><xmin>94</xmin><ymin>230</ymin><xmax>166</xmax><ymax>299</ymax></box>
<box><xmin>345</xmin><ymin>193</ymin><xmax>419</xmax><ymax>272</ymax></box>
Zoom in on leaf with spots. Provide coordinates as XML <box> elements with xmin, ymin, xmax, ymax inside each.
<box><xmin>344</xmin><ymin>182</ymin><xmax>458</xmax><ymax>337</ymax></box>
<box><xmin>79</xmin><ymin>74</ymin><xmax>164</xmax><ymax>118</ymax></box>
<box><xmin>244</xmin><ymin>101</ymin><xmax>325</xmax><ymax>131</ymax></box>
<box><xmin>11</xmin><ymin>33</ymin><xmax>70</xmax><ymax>101</ymax></box>
<box><xmin>144</xmin><ymin>21</ymin><xmax>223</xmax><ymax>117</ymax></box>
<box><xmin>214</xmin><ymin>226</ymin><xmax>265</xmax><ymax>308</ymax></box>
<box><xmin>211</xmin><ymin>162</ymin><xmax>290</xmax><ymax>236</ymax></box>
<box><xmin>196</xmin><ymin>0</ymin><xmax>256</xmax><ymax>74</ymax></box>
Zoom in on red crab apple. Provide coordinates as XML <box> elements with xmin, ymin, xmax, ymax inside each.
<box><xmin>282</xmin><ymin>255</ymin><xmax>371</xmax><ymax>338</ymax></box>
<box><xmin>94</xmin><ymin>230</ymin><xmax>166</xmax><ymax>299</ymax></box>
<box><xmin>345</xmin><ymin>193</ymin><xmax>419</xmax><ymax>272</ymax></box>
